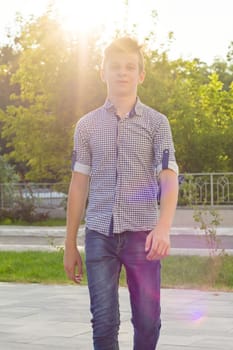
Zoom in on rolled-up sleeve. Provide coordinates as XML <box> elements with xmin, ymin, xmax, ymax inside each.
<box><xmin>154</xmin><ymin>115</ymin><xmax>179</xmax><ymax>176</ymax></box>
<box><xmin>72</xmin><ymin>118</ymin><xmax>91</xmax><ymax>175</ymax></box>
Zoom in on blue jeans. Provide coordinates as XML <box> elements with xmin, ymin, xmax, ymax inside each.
<box><xmin>85</xmin><ymin>228</ymin><xmax>161</xmax><ymax>350</ymax></box>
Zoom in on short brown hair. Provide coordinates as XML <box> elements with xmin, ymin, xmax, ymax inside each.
<box><xmin>102</xmin><ymin>37</ymin><xmax>144</xmax><ymax>73</ymax></box>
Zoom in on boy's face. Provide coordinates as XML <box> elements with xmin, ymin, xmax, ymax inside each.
<box><xmin>101</xmin><ymin>52</ymin><xmax>145</xmax><ymax>98</ymax></box>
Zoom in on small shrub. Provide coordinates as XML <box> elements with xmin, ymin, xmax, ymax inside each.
<box><xmin>0</xmin><ymin>198</ymin><xmax>49</xmax><ymax>223</ymax></box>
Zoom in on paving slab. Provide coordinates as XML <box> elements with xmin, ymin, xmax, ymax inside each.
<box><xmin>0</xmin><ymin>283</ymin><xmax>233</xmax><ymax>350</ymax></box>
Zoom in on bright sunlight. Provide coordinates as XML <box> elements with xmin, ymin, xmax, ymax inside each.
<box><xmin>53</xmin><ymin>0</ymin><xmax>125</xmax><ymax>38</ymax></box>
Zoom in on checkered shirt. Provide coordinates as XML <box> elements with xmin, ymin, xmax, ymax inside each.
<box><xmin>72</xmin><ymin>97</ymin><xmax>178</xmax><ymax>235</ymax></box>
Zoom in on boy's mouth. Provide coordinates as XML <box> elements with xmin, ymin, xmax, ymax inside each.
<box><xmin>117</xmin><ymin>80</ymin><xmax>128</xmax><ymax>84</ymax></box>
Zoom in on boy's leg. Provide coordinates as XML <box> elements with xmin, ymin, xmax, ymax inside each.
<box><xmin>121</xmin><ymin>231</ymin><xmax>161</xmax><ymax>350</ymax></box>
<box><xmin>85</xmin><ymin>228</ymin><xmax>121</xmax><ymax>350</ymax></box>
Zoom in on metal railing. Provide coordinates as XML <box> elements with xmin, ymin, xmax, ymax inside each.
<box><xmin>178</xmin><ymin>172</ymin><xmax>233</xmax><ymax>206</ymax></box>
<box><xmin>0</xmin><ymin>173</ymin><xmax>233</xmax><ymax>209</ymax></box>
<box><xmin>0</xmin><ymin>182</ymin><xmax>68</xmax><ymax>209</ymax></box>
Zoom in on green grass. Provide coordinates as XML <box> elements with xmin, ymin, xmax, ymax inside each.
<box><xmin>0</xmin><ymin>218</ymin><xmax>66</xmax><ymax>226</ymax></box>
<box><xmin>0</xmin><ymin>251</ymin><xmax>71</xmax><ymax>284</ymax></box>
<box><xmin>0</xmin><ymin>251</ymin><xmax>233</xmax><ymax>290</ymax></box>
<box><xmin>161</xmin><ymin>255</ymin><xmax>233</xmax><ymax>290</ymax></box>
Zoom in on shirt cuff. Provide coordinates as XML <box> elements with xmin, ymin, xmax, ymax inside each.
<box><xmin>73</xmin><ymin>161</ymin><xmax>91</xmax><ymax>175</ymax></box>
<box><xmin>156</xmin><ymin>161</ymin><xmax>179</xmax><ymax>176</ymax></box>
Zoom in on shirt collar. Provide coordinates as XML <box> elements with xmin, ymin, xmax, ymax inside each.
<box><xmin>103</xmin><ymin>97</ymin><xmax>144</xmax><ymax>118</ymax></box>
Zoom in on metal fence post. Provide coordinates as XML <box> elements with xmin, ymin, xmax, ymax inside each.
<box><xmin>210</xmin><ymin>174</ymin><xmax>214</xmax><ymax>206</ymax></box>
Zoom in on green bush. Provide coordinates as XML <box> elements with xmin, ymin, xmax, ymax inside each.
<box><xmin>0</xmin><ymin>198</ymin><xmax>49</xmax><ymax>223</ymax></box>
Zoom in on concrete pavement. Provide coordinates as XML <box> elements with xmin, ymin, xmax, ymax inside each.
<box><xmin>1</xmin><ymin>218</ymin><xmax>233</xmax><ymax>349</ymax></box>
<box><xmin>0</xmin><ymin>282</ymin><xmax>233</xmax><ymax>350</ymax></box>
<box><xmin>1</xmin><ymin>225</ymin><xmax>233</xmax><ymax>255</ymax></box>
<box><xmin>0</xmin><ymin>207</ymin><xmax>232</xmax><ymax>253</ymax></box>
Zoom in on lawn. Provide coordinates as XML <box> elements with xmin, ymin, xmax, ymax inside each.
<box><xmin>1</xmin><ymin>251</ymin><xmax>233</xmax><ymax>290</ymax></box>
<box><xmin>0</xmin><ymin>218</ymin><xmax>66</xmax><ymax>226</ymax></box>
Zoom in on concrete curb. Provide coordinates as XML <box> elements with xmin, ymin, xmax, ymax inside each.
<box><xmin>1</xmin><ymin>225</ymin><xmax>233</xmax><ymax>255</ymax></box>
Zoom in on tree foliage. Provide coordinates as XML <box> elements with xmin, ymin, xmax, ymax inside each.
<box><xmin>0</xmin><ymin>14</ymin><xmax>105</xmax><ymax>181</ymax></box>
<box><xmin>0</xmin><ymin>12</ymin><xmax>232</xmax><ymax>181</ymax></box>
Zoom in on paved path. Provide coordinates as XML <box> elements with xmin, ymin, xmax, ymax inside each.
<box><xmin>0</xmin><ymin>283</ymin><xmax>233</xmax><ymax>350</ymax></box>
<box><xmin>1</xmin><ymin>225</ymin><xmax>233</xmax><ymax>255</ymax></box>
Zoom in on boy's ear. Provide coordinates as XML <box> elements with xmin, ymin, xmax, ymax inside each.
<box><xmin>138</xmin><ymin>70</ymin><xmax>145</xmax><ymax>84</ymax></box>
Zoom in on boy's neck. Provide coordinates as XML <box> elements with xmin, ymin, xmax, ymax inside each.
<box><xmin>108</xmin><ymin>94</ymin><xmax>137</xmax><ymax>118</ymax></box>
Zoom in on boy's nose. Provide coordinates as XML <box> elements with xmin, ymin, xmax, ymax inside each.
<box><xmin>118</xmin><ymin>68</ymin><xmax>127</xmax><ymax>76</ymax></box>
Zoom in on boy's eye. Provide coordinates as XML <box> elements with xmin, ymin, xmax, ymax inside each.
<box><xmin>109</xmin><ymin>63</ymin><xmax>137</xmax><ymax>71</ymax></box>
<box><xmin>110</xmin><ymin>63</ymin><xmax>120</xmax><ymax>70</ymax></box>
<box><xmin>126</xmin><ymin>64</ymin><xmax>136</xmax><ymax>71</ymax></box>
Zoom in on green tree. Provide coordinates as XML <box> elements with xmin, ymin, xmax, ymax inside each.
<box><xmin>0</xmin><ymin>14</ymin><xmax>105</xmax><ymax>181</ymax></box>
<box><xmin>0</xmin><ymin>156</ymin><xmax>19</xmax><ymax>183</ymax></box>
<box><xmin>1</xmin><ymin>10</ymin><xmax>233</xmax><ymax>180</ymax></box>
<box><xmin>210</xmin><ymin>58</ymin><xmax>233</xmax><ymax>91</ymax></box>
<box><xmin>0</xmin><ymin>45</ymin><xmax>20</xmax><ymax>157</ymax></box>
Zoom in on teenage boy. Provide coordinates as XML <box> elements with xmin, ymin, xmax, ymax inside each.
<box><xmin>64</xmin><ymin>37</ymin><xmax>179</xmax><ymax>350</ymax></box>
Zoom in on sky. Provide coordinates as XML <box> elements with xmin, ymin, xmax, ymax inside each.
<box><xmin>0</xmin><ymin>0</ymin><xmax>233</xmax><ymax>64</ymax></box>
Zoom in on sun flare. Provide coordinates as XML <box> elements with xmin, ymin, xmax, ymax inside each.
<box><xmin>53</xmin><ymin>0</ymin><xmax>124</xmax><ymax>38</ymax></box>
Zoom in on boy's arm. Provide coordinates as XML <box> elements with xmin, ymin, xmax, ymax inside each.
<box><xmin>145</xmin><ymin>169</ymin><xmax>178</xmax><ymax>260</ymax></box>
<box><xmin>63</xmin><ymin>171</ymin><xmax>89</xmax><ymax>283</ymax></box>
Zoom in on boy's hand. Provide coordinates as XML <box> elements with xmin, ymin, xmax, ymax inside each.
<box><xmin>145</xmin><ymin>225</ymin><xmax>170</xmax><ymax>260</ymax></box>
<box><xmin>64</xmin><ymin>245</ymin><xmax>83</xmax><ymax>284</ymax></box>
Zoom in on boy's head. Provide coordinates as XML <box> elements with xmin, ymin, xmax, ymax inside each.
<box><xmin>102</xmin><ymin>37</ymin><xmax>145</xmax><ymax>73</ymax></box>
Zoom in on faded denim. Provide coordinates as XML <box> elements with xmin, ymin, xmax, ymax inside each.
<box><xmin>85</xmin><ymin>228</ymin><xmax>161</xmax><ymax>350</ymax></box>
